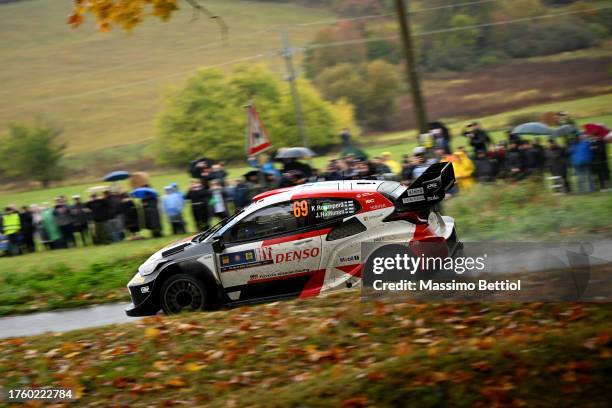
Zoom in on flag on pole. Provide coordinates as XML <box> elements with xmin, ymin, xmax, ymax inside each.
<box><xmin>245</xmin><ymin>104</ymin><xmax>272</xmax><ymax>156</ymax></box>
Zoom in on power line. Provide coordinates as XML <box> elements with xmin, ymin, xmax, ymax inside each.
<box><xmin>0</xmin><ymin>53</ymin><xmax>269</xmax><ymax>114</ymax></box>
<box><xmin>293</xmin><ymin>0</ymin><xmax>500</xmax><ymax>27</ymax></box>
<box><xmin>300</xmin><ymin>5</ymin><xmax>612</xmax><ymax>50</ymax></box>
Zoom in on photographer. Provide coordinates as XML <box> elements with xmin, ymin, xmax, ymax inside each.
<box><xmin>463</xmin><ymin>122</ymin><xmax>491</xmax><ymax>154</ymax></box>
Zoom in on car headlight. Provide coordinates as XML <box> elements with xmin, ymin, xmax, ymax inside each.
<box><xmin>138</xmin><ymin>253</ymin><xmax>162</xmax><ymax>276</ymax></box>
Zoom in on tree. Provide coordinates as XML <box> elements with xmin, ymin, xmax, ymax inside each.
<box><xmin>155</xmin><ymin>65</ymin><xmax>358</xmax><ymax>165</ymax></box>
<box><xmin>68</xmin><ymin>0</ymin><xmax>225</xmax><ymax>34</ymax></box>
<box><xmin>0</xmin><ymin>123</ymin><xmax>67</xmax><ymax>188</ymax></box>
<box><xmin>315</xmin><ymin>60</ymin><xmax>400</xmax><ymax>130</ymax></box>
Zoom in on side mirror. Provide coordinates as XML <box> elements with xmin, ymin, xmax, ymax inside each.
<box><xmin>212</xmin><ymin>237</ymin><xmax>225</xmax><ymax>253</ymax></box>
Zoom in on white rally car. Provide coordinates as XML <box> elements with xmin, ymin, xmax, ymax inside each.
<box><xmin>126</xmin><ymin>162</ymin><xmax>459</xmax><ymax>316</ymax></box>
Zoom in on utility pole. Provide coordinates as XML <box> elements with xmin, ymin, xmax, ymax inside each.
<box><xmin>394</xmin><ymin>0</ymin><xmax>428</xmax><ymax>133</ymax></box>
<box><xmin>280</xmin><ymin>27</ymin><xmax>309</xmax><ymax>148</ymax></box>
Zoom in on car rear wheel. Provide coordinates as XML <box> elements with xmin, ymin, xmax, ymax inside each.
<box><xmin>160</xmin><ymin>273</ymin><xmax>207</xmax><ymax>315</ymax></box>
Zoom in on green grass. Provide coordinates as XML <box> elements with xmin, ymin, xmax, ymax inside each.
<box><xmin>0</xmin><ymin>237</ymin><xmax>176</xmax><ymax>316</ymax></box>
<box><xmin>0</xmin><ymin>292</ymin><xmax>610</xmax><ymax>407</ymax></box>
<box><xmin>0</xmin><ymin>0</ymin><xmax>334</xmax><ymax>155</ymax></box>
<box><xmin>447</xmin><ymin>181</ymin><xmax>612</xmax><ymax>240</ymax></box>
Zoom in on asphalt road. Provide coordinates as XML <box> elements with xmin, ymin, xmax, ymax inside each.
<box><xmin>0</xmin><ymin>303</ymin><xmax>140</xmax><ymax>338</ymax></box>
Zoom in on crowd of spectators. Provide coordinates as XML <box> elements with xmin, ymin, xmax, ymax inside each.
<box><xmin>1</xmin><ymin>117</ymin><xmax>609</xmax><ymax>256</ymax></box>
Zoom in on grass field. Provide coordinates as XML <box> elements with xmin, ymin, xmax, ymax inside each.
<box><xmin>0</xmin><ymin>0</ymin><xmax>333</xmax><ymax>154</ymax></box>
<box><xmin>1</xmin><ymin>291</ymin><xmax>610</xmax><ymax>406</ymax></box>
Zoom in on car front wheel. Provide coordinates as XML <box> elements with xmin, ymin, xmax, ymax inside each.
<box><xmin>160</xmin><ymin>273</ymin><xmax>207</xmax><ymax>315</ymax></box>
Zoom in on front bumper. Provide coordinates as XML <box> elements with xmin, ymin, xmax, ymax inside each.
<box><xmin>125</xmin><ymin>272</ymin><xmax>161</xmax><ymax>316</ymax></box>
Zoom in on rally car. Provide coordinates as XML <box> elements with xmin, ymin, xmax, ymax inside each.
<box><xmin>126</xmin><ymin>162</ymin><xmax>459</xmax><ymax>316</ymax></box>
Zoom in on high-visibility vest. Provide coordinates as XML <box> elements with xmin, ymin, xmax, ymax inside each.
<box><xmin>2</xmin><ymin>213</ymin><xmax>21</xmax><ymax>235</ymax></box>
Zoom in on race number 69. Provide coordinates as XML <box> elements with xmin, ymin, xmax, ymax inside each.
<box><xmin>293</xmin><ymin>200</ymin><xmax>309</xmax><ymax>218</ymax></box>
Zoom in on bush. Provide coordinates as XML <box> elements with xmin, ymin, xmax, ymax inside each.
<box><xmin>155</xmin><ymin>65</ymin><xmax>358</xmax><ymax>165</ymax></box>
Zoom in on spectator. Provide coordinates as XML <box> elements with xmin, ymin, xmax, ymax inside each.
<box><xmin>41</xmin><ymin>204</ymin><xmax>62</xmax><ymax>250</ymax></box>
<box><xmin>162</xmin><ymin>185</ymin><xmax>186</xmax><ymax>235</ymax></box>
<box><xmin>590</xmin><ymin>136</ymin><xmax>609</xmax><ymax>191</ymax></box>
<box><xmin>53</xmin><ymin>196</ymin><xmax>75</xmax><ymax>248</ymax></box>
<box><xmin>19</xmin><ymin>205</ymin><xmax>36</xmax><ymax>253</ymax></box>
<box><xmin>282</xmin><ymin>158</ymin><xmax>312</xmax><ymax>179</ymax></box>
<box><xmin>87</xmin><ymin>193</ymin><xmax>111</xmax><ymax>244</ymax></box>
<box><xmin>545</xmin><ymin>139</ymin><xmax>570</xmax><ymax>193</ymax></box>
<box><xmin>209</xmin><ymin>179</ymin><xmax>229</xmax><ymax>219</ymax></box>
<box><xmin>186</xmin><ymin>179</ymin><xmax>211</xmax><ymax>230</ymax></box>
<box><xmin>71</xmin><ymin>195</ymin><xmax>91</xmax><ymax>246</ymax></box>
<box><xmin>120</xmin><ymin>193</ymin><xmax>141</xmax><ymax>240</ymax></box>
<box><xmin>2</xmin><ymin>205</ymin><xmax>22</xmax><ymax>256</ymax></box>
<box><xmin>104</xmin><ymin>190</ymin><xmax>123</xmax><ymax>242</ymax></box>
<box><xmin>209</xmin><ymin>164</ymin><xmax>228</xmax><ymax>187</ymax></box>
<box><xmin>381</xmin><ymin>152</ymin><xmax>401</xmax><ymax>175</ymax></box>
<box><xmin>570</xmin><ymin>133</ymin><xmax>594</xmax><ymax>194</ymax></box>
<box><xmin>473</xmin><ymin>150</ymin><xmax>494</xmax><ymax>182</ymax></box>
<box><xmin>450</xmin><ymin>148</ymin><xmax>475</xmax><ymax>192</ymax></box>
<box><xmin>429</xmin><ymin>121</ymin><xmax>452</xmax><ymax>154</ymax></box>
<box><xmin>402</xmin><ymin>147</ymin><xmax>429</xmax><ymax>184</ymax></box>
<box><xmin>463</xmin><ymin>122</ymin><xmax>491</xmax><ymax>153</ymax></box>
<box><xmin>505</xmin><ymin>141</ymin><xmax>525</xmax><ymax>181</ymax></box>
<box><xmin>488</xmin><ymin>142</ymin><xmax>507</xmax><ymax>180</ymax></box>
<box><xmin>142</xmin><ymin>191</ymin><xmax>162</xmax><ymax>238</ymax></box>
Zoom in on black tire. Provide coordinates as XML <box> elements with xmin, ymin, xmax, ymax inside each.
<box><xmin>160</xmin><ymin>273</ymin><xmax>207</xmax><ymax>315</ymax></box>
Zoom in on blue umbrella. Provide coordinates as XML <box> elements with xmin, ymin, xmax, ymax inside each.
<box><xmin>511</xmin><ymin>122</ymin><xmax>553</xmax><ymax>136</ymax></box>
<box><xmin>553</xmin><ymin>124</ymin><xmax>578</xmax><ymax>138</ymax></box>
<box><xmin>103</xmin><ymin>170</ymin><xmax>130</xmax><ymax>182</ymax></box>
<box><xmin>131</xmin><ymin>187</ymin><xmax>158</xmax><ymax>199</ymax></box>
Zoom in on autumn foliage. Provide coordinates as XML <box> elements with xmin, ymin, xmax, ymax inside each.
<box><xmin>1</xmin><ymin>291</ymin><xmax>610</xmax><ymax>406</ymax></box>
<box><xmin>68</xmin><ymin>0</ymin><xmax>180</xmax><ymax>32</ymax></box>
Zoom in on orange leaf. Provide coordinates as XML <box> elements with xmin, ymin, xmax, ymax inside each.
<box><xmin>166</xmin><ymin>377</ymin><xmax>186</xmax><ymax>388</ymax></box>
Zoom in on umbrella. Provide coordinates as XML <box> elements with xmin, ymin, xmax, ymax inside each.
<box><xmin>584</xmin><ymin>123</ymin><xmax>610</xmax><ymax>138</ymax></box>
<box><xmin>130</xmin><ymin>172</ymin><xmax>150</xmax><ymax>189</ymax></box>
<box><xmin>275</xmin><ymin>147</ymin><xmax>316</xmax><ymax>160</ymax></box>
<box><xmin>511</xmin><ymin>122</ymin><xmax>553</xmax><ymax>136</ymax></box>
<box><xmin>131</xmin><ymin>187</ymin><xmax>158</xmax><ymax>199</ymax></box>
<box><xmin>103</xmin><ymin>170</ymin><xmax>130</xmax><ymax>182</ymax></box>
<box><xmin>87</xmin><ymin>185</ymin><xmax>110</xmax><ymax>194</ymax></box>
<box><xmin>553</xmin><ymin>124</ymin><xmax>578</xmax><ymax>138</ymax></box>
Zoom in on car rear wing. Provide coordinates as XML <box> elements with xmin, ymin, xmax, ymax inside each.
<box><xmin>400</xmin><ymin>161</ymin><xmax>455</xmax><ymax>210</ymax></box>
<box><xmin>378</xmin><ymin>162</ymin><xmax>455</xmax><ymax>212</ymax></box>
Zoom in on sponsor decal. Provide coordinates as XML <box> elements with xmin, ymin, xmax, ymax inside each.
<box><xmin>220</xmin><ymin>248</ymin><xmax>273</xmax><ymax>272</ymax></box>
<box><xmin>312</xmin><ymin>201</ymin><xmax>355</xmax><ymax>220</ymax></box>
<box><xmin>275</xmin><ymin>247</ymin><xmax>320</xmax><ymax>263</ymax></box>
<box><xmin>363</xmin><ymin>213</ymin><xmax>384</xmax><ymax>221</ymax></box>
<box><xmin>425</xmin><ymin>181</ymin><xmax>439</xmax><ymax>191</ymax></box>
<box><xmin>406</xmin><ymin>187</ymin><xmax>424</xmax><ymax>196</ymax></box>
<box><xmin>368</xmin><ymin>203</ymin><xmax>389</xmax><ymax>211</ymax></box>
<box><xmin>426</xmin><ymin>194</ymin><xmax>440</xmax><ymax>201</ymax></box>
<box><xmin>248</xmin><ymin>269</ymin><xmax>312</xmax><ymax>283</ymax></box>
<box><xmin>339</xmin><ymin>254</ymin><xmax>360</xmax><ymax>263</ymax></box>
<box><xmin>140</xmin><ymin>286</ymin><xmax>150</xmax><ymax>294</ymax></box>
<box><xmin>403</xmin><ymin>195</ymin><xmax>426</xmax><ymax>203</ymax></box>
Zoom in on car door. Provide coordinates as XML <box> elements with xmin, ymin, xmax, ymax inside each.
<box><xmin>217</xmin><ymin>200</ymin><xmax>323</xmax><ymax>302</ymax></box>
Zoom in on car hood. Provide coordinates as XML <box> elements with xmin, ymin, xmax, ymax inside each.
<box><xmin>138</xmin><ymin>235</ymin><xmax>213</xmax><ymax>276</ymax></box>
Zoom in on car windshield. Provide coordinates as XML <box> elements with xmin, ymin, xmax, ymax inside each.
<box><xmin>195</xmin><ymin>209</ymin><xmax>245</xmax><ymax>242</ymax></box>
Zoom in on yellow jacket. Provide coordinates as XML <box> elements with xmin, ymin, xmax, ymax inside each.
<box><xmin>2</xmin><ymin>212</ymin><xmax>21</xmax><ymax>235</ymax></box>
<box><xmin>449</xmin><ymin>151</ymin><xmax>475</xmax><ymax>191</ymax></box>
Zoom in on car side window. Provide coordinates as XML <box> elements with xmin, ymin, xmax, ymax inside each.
<box><xmin>311</xmin><ymin>198</ymin><xmax>359</xmax><ymax>224</ymax></box>
<box><xmin>227</xmin><ymin>201</ymin><xmax>310</xmax><ymax>242</ymax></box>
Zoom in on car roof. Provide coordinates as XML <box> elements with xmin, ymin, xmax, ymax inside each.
<box><xmin>252</xmin><ymin>180</ymin><xmax>388</xmax><ymax>205</ymax></box>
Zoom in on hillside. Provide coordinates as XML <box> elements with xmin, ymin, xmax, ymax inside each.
<box><xmin>0</xmin><ymin>0</ymin><xmax>334</xmax><ymax>155</ymax></box>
